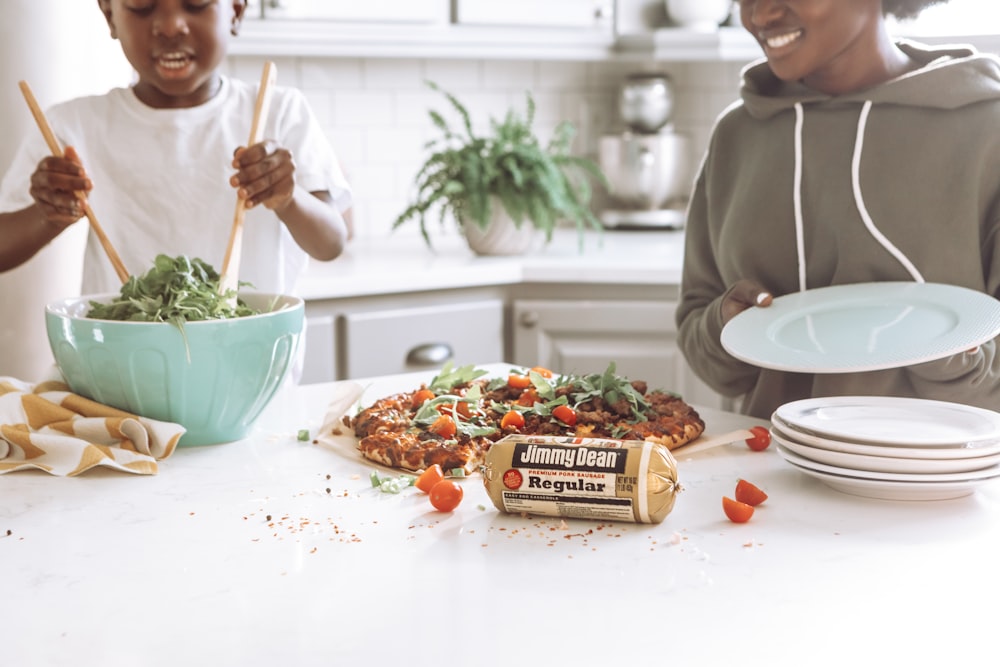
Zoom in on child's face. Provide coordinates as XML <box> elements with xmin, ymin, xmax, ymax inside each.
<box><xmin>98</xmin><ymin>0</ymin><xmax>247</xmax><ymax>109</ymax></box>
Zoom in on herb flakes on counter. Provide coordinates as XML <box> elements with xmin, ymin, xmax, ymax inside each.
<box><xmin>86</xmin><ymin>254</ymin><xmax>259</xmax><ymax>324</ymax></box>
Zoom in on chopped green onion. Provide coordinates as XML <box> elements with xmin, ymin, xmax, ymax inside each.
<box><xmin>297</xmin><ymin>429</ymin><xmax>310</xmax><ymax>441</ymax></box>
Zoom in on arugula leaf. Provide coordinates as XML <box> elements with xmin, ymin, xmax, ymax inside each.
<box><xmin>86</xmin><ymin>254</ymin><xmax>259</xmax><ymax>323</ymax></box>
<box><xmin>428</xmin><ymin>362</ymin><xmax>489</xmax><ymax>392</ymax></box>
<box><xmin>562</xmin><ymin>362</ymin><xmax>653</xmax><ymax>423</ymax></box>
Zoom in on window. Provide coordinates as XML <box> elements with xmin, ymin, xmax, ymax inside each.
<box><xmin>891</xmin><ymin>0</ymin><xmax>1000</xmax><ymax>36</ymax></box>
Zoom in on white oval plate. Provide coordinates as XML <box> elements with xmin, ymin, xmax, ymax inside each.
<box><xmin>781</xmin><ymin>460</ymin><xmax>993</xmax><ymax>501</ymax></box>
<box><xmin>771</xmin><ymin>428</ymin><xmax>1000</xmax><ymax>474</ymax></box>
<box><xmin>773</xmin><ymin>396</ymin><xmax>1000</xmax><ymax>448</ymax></box>
<box><xmin>775</xmin><ymin>444</ymin><xmax>1000</xmax><ymax>483</ymax></box>
<box><xmin>770</xmin><ymin>415</ymin><xmax>1000</xmax><ymax>459</ymax></box>
<box><xmin>721</xmin><ymin>282</ymin><xmax>1000</xmax><ymax>373</ymax></box>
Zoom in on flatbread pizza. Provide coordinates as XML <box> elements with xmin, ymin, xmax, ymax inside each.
<box><xmin>343</xmin><ymin>363</ymin><xmax>706</xmax><ymax>475</ymax></box>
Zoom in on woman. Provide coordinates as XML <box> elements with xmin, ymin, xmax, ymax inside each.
<box><xmin>676</xmin><ymin>0</ymin><xmax>1000</xmax><ymax>418</ymax></box>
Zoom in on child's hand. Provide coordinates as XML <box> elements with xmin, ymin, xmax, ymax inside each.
<box><xmin>230</xmin><ymin>140</ymin><xmax>295</xmax><ymax>212</ymax></box>
<box><xmin>29</xmin><ymin>145</ymin><xmax>92</xmax><ymax>229</ymax></box>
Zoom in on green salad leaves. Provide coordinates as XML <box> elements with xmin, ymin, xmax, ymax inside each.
<box><xmin>86</xmin><ymin>254</ymin><xmax>259</xmax><ymax>323</ymax></box>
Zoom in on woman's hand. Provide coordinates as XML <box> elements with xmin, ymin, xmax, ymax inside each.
<box><xmin>722</xmin><ymin>279</ymin><xmax>773</xmax><ymax>325</ymax></box>
<box><xmin>230</xmin><ymin>140</ymin><xmax>295</xmax><ymax>212</ymax></box>
<box><xmin>28</xmin><ymin>145</ymin><xmax>91</xmax><ymax>230</ymax></box>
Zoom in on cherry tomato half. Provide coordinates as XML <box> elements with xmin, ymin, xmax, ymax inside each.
<box><xmin>722</xmin><ymin>496</ymin><xmax>755</xmax><ymax>523</ymax></box>
<box><xmin>411</xmin><ymin>388</ymin><xmax>435</xmax><ymax>409</ymax></box>
<box><xmin>415</xmin><ymin>464</ymin><xmax>445</xmax><ymax>493</ymax></box>
<box><xmin>507</xmin><ymin>374</ymin><xmax>532</xmax><ymax>389</ymax></box>
<box><xmin>516</xmin><ymin>389</ymin><xmax>539</xmax><ymax>407</ymax></box>
<box><xmin>429</xmin><ymin>479</ymin><xmax>464</xmax><ymax>512</ymax></box>
<box><xmin>552</xmin><ymin>404</ymin><xmax>577</xmax><ymax>426</ymax></box>
<box><xmin>429</xmin><ymin>415</ymin><xmax>457</xmax><ymax>439</ymax></box>
<box><xmin>530</xmin><ymin>366</ymin><xmax>554</xmax><ymax>378</ymax></box>
<box><xmin>436</xmin><ymin>401</ymin><xmax>472</xmax><ymax>419</ymax></box>
<box><xmin>745</xmin><ymin>425</ymin><xmax>771</xmax><ymax>451</ymax></box>
<box><xmin>734</xmin><ymin>479</ymin><xmax>768</xmax><ymax>506</ymax></box>
<box><xmin>501</xmin><ymin>410</ymin><xmax>525</xmax><ymax>430</ymax></box>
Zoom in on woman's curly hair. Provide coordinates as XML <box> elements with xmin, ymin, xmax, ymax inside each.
<box><xmin>883</xmin><ymin>0</ymin><xmax>950</xmax><ymax>19</ymax></box>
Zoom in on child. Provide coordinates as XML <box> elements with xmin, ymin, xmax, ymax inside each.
<box><xmin>676</xmin><ymin>0</ymin><xmax>1000</xmax><ymax>418</ymax></box>
<box><xmin>0</xmin><ymin>0</ymin><xmax>352</xmax><ymax>297</ymax></box>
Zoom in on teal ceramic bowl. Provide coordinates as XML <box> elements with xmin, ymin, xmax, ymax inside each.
<box><xmin>45</xmin><ymin>292</ymin><xmax>303</xmax><ymax>446</ymax></box>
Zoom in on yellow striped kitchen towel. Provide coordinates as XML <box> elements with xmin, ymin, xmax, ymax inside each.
<box><xmin>0</xmin><ymin>377</ymin><xmax>185</xmax><ymax>476</ymax></box>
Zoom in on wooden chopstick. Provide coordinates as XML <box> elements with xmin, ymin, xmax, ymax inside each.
<box><xmin>18</xmin><ymin>80</ymin><xmax>130</xmax><ymax>284</ymax></box>
<box><xmin>219</xmin><ymin>61</ymin><xmax>277</xmax><ymax>296</ymax></box>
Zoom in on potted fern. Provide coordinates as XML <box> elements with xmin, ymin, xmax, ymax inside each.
<box><xmin>394</xmin><ymin>82</ymin><xmax>606</xmax><ymax>255</ymax></box>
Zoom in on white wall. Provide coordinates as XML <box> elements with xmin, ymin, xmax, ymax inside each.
<box><xmin>224</xmin><ymin>55</ymin><xmax>746</xmax><ymax>241</ymax></box>
<box><xmin>0</xmin><ymin>0</ymin><xmax>131</xmax><ymax>379</ymax></box>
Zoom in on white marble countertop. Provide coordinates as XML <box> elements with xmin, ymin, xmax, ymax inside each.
<box><xmin>297</xmin><ymin>228</ymin><xmax>687</xmax><ymax>300</ymax></box>
<box><xmin>4</xmin><ymin>364</ymin><xmax>999</xmax><ymax>666</ymax></box>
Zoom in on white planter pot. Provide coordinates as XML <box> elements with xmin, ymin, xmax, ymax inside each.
<box><xmin>462</xmin><ymin>203</ymin><xmax>542</xmax><ymax>256</ymax></box>
<box><xmin>665</xmin><ymin>0</ymin><xmax>732</xmax><ymax>32</ymax></box>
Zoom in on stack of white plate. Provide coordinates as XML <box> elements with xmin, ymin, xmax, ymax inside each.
<box><xmin>771</xmin><ymin>396</ymin><xmax>1000</xmax><ymax>501</ymax></box>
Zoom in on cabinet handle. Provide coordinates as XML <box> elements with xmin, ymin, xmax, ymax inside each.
<box><xmin>518</xmin><ymin>311</ymin><xmax>539</xmax><ymax>328</ymax></box>
<box><xmin>406</xmin><ymin>343</ymin><xmax>454</xmax><ymax>366</ymax></box>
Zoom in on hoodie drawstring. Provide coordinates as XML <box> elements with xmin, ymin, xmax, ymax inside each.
<box><xmin>791</xmin><ymin>100</ymin><xmax>925</xmax><ymax>290</ymax></box>
<box><xmin>792</xmin><ymin>103</ymin><xmax>807</xmax><ymax>291</ymax></box>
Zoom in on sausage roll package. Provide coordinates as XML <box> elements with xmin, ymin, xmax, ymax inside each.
<box><xmin>481</xmin><ymin>434</ymin><xmax>681</xmax><ymax>524</ymax></box>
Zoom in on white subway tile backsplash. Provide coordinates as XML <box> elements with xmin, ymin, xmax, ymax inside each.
<box><xmin>228</xmin><ymin>54</ymin><xmax>745</xmax><ymax>238</ymax></box>
<box><xmin>332</xmin><ymin>90</ymin><xmax>395</xmax><ymax>126</ymax></box>
<box><xmin>481</xmin><ymin>60</ymin><xmax>538</xmax><ymax>89</ymax></box>
<box><xmin>300</xmin><ymin>59</ymin><xmax>363</xmax><ymax>90</ymax></box>
<box><xmin>362</xmin><ymin>58</ymin><xmax>426</xmax><ymax>89</ymax></box>
<box><xmin>536</xmin><ymin>61</ymin><xmax>592</xmax><ymax>90</ymax></box>
<box><xmin>424</xmin><ymin>60</ymin><xmax>482</xmax><ymax>88</ymax></box>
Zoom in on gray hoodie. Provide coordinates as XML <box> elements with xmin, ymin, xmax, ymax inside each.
<box><xmin>676</xmin><ymin>40</ymin><xmax>1000</xmax><ymax>419</ymax></box>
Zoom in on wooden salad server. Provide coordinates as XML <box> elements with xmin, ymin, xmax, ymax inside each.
<box><xmin>219</xmin><ymin>61</ymin><xmax>277</xmax><ymax>297</ymax></box>
<box><xmin>19</xmin><ymin>80</ymin><xmax>130</xmax><ymax>283</ymax></box>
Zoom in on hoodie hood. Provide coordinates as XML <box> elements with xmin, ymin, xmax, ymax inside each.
<box><xmin>735</xmin><ymin>41</ymin><xmax>1000</xmax><ymax>291</ymax></box>
<box><xmin>741</xmin><ymin>41</ymin><xmax>1000</xmax><ymax>120</ymax></box>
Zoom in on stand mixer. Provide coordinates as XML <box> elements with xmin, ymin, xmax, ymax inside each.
<box><xmin>598</xmin><ymin>73</ymin><xmax>693</xmax><ymax>229</ymax></box>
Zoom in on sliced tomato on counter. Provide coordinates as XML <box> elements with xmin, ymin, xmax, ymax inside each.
<box><xmin>745</xmin><ymin>425</ymin><xmax>771</xmax><ymax>451</ymax></box>
<box><xmin>734</xmin><ymin>479</ymin><xmax>768</xmax><ymax>506</ymax></box>
<box><xmin>722</xmin><ymin>496</ymin><xmax>755</xmax><ymax>523</ymax></box>
<box><xmin>415</xmin><ymin>464</ymin><xmax>445</xmax><ymax>493</ymax></box>
<box><xmin>429</xmin><ymin>480</ymin><xmax>464</xmax><ymax>512</ymax></box>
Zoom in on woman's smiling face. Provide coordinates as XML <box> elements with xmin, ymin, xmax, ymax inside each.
<box><xmin>99</xmin><ymin>0</ymin><xmax>246</xmax><ymax>109</ymax></box>
<box><xmin>738</xmin><ymin>0</ymin><xmax>892</xmax><ymax>94</ymax></box>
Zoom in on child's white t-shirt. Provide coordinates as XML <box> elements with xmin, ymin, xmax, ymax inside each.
<box><xmin>0</xmin><ymin>76</ymin><xmax>351</xmax><ymax>296</ymax></box>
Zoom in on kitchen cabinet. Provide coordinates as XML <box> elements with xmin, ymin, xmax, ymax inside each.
<box><xmin>454</xmin><ymin>0</ymin><xmax>613</xmax><ymax>31</ymax></box>
<box><xmin>230</xmin><ymin>0</ymin><xmax>618</xmax><ymax>59</ymax></box>
<box><xmin>338</xmin><ymin>298</ymin><xmax>503</xmax><ymax>378</ymax></box>
<box><xmin>259</xmin><ymin>0</ymin><xmax>446</xmax><ymax>24</ymax></box>
<box><xmin>511</xmin><ymin>297</ymin><xmax>725</xmax><ymax>409</ymax></box>
<box><xmin>301</xmin><ymin>287</ymin><xmax>506</xmax><ymax>383</ymax></box>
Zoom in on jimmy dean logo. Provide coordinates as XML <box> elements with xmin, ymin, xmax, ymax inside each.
<box><xmin>513</xmin><ymin>443</ymin><xmax>627</xmax><ymax>473</ymax></box>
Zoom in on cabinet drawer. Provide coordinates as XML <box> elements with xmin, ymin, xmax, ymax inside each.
<box><xmin>454</xmin><ymin>0</ymin><xmax>613</xmax><ymax>29</ymax></box>
<box><xmin>338</xmin><ymin>299</ymin><xmax>504</xmax><ymax>379</ymax></box>
<box><xmin>262</xmin><ymin>0</ymin><xmax>443</xmax><ymax>23</ymax></box>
